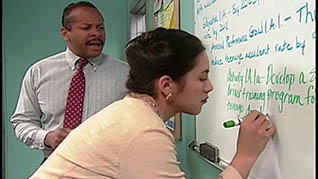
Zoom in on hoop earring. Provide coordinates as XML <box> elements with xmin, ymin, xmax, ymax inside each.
<box><xmin>166</xmin><ymin>93</ymin><xmax>173</xmax><ymax>102</ymax></box>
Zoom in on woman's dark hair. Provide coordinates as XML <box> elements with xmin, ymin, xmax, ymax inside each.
<box><xmin>62</xmin><ymin>1</ymin><xmax>103</xmax><ymax>30</ymax></box>
<box><xmin>125</xmin><ymin>27</ymin><xmax>206</xmax><ymax>97</ymax></box>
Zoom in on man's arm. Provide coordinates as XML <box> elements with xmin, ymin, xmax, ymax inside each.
<box><xmin>10</xmin><ymin>68</ymin><xmax>48</xmax><ymax>150</ymax></box>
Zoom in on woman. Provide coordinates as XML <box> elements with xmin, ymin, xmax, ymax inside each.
<box><xmin>30</xmin><ymin>28</ymin><xmax>275</xmax><ymax>179</ymax></box>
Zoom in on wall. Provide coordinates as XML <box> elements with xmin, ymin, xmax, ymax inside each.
<box><xmin>3</xmin><ymin>0</ymin><xmax>225</xmax><ymax>178</ymax></box>
<box><xmin>2</xmin><ymin>0</ymin><xmax>128</xmax><ymax>178</ymax></box>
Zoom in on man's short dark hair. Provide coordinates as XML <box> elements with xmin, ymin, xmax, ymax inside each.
<box><xmin>62</xmin><ymin>1</ymin><xmax>103</xmax><ymax>30</ymax></box>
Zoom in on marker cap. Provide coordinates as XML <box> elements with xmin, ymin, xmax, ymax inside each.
<box><xmin>223</xmin><ymin>118</ymin><xmax>242</xmax><ymax>128</ymax></box>
<box><xmin>223</xmin><ymin>120</ymin><xmax>236</xmax><ymax>128</ymax></box>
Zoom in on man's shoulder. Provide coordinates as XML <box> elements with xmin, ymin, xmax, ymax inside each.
<box><xmin>32</xmin><ymin>51</ymin><xmax>66</xmax><ymax>67</ymax></box>
<box><xmin>22</xmin><ymin>51</ymin><xmax>67</xmax><ymax>77</ymax></box>
<box><xmin>100</xmin><ymin>53</ymin><xmax>129</xmax><ymax>68</ymax></box>
<box><xmin>39</xmin><ymin>51</ymin><xmax>66</xmax><ymax>62</ymax></box>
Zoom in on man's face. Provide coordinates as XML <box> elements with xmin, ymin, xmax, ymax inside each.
<box><xmin>61</xmin><ymin>6</ymin><xmax>105</xmax><ymax>59</ymax></box>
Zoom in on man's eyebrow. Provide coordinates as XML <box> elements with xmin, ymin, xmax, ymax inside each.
<box><xmin>78</xmin><ymin>22</ymin><xmax>104</xmax><ymax>25</ymax></box>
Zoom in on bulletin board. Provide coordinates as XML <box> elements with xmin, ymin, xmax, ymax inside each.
<box><xmin>194</xmin><ymin>0</ymin><xmax>315</xmax><ymax>178</ymax></box>
<box><xmin>152</xmin><ymin>0</ymin><xmax>179</xmax><ymax>29</ymax></box>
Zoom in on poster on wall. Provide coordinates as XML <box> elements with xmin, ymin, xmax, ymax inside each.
<box><xmin>153</xmin><ymin>0</ymin><xmax>179</xmax><ymax>29</ymax></box>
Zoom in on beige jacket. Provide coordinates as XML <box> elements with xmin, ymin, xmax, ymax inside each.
<box><xmin>31</xmin><ymin>95</ymin><xmax>242</xmax><ymax>179</ymax></box>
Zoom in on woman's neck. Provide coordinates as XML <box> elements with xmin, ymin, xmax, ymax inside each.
<box><xmin>155</xmin><ymin>94</ymin><xmax>179</xmax><ymax>122</ymax></box>
<box><xmin>128</xmin><ymin>92</ymin><xmax>178</xmax><ymax>122</ymax></box>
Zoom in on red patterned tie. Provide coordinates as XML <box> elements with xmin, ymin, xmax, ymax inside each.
<box><xmin>63</xmin><ymin>58</ymin><xmax>88</xmax><ymax>129</ymax></box>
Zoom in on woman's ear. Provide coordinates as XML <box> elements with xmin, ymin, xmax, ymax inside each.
<box><xmin>158</xmin><ymin>75</ymin><xmax>175</xmax><ymax>96</ymax></box>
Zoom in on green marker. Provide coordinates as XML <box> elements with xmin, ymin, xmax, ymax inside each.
<box><xmin>223</xmin><ymin>113</ymin><xmax>270</xmax><ymax>128</ymax></box>
<box><xmin>223</xmin><ymin>118</ymin><xmax>242</xmax><ymax>128</ymax></box>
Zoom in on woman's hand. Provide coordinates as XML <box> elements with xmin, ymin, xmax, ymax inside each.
<box><xmin>230</xmin><ymin>110</ymin><xmax>276</xmax><ymax>179</ymax></box>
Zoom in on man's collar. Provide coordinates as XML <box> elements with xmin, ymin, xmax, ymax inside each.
<box><xmin>65</xmin><ymin>47</ymin><xmax>102</xmax><ymax>71</ymax></box>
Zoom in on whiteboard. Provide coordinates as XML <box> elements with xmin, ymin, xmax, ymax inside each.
<box><xmin>194</xmin><ymin>0</ymin><xmax>315</xmax><ymax>179</ymax></box>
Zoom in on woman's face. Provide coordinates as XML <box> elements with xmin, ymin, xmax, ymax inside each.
<box><xmin>173</xmin><ymin>51</ymin><xmax>213</xmax><ymax>115</ymax></box>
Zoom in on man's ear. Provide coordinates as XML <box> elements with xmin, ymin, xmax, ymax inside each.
<box><xmin>60</xmin><ymin>27</ymin><xmax>70</xmax><ymax>41</ymax></box>
<box><xmin>158</xmin><ymin>75</ymin><xmax>175</xmax><ymax>96</ymax></box>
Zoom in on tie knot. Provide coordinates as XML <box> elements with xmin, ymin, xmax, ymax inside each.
<box><xmin>77</xmin><ymin>58</ymin><xmax>88</xmax><ymax>69</ymax></box>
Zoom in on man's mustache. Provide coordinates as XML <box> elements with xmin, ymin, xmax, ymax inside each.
<box><xmin>86</xmin><ymin>38</ymin><xmax>104</xmax><ymax>45</ymax></box>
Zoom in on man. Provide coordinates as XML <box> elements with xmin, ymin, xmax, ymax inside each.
<box><xmin>10</xmin><ymin>1</ymin><xmax>129</xmax><ymax>163</ymax></box>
